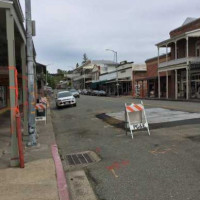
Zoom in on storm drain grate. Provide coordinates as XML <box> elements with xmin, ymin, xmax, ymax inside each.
<box><xmin>66</xmin><ymin>153</ymin><xmax>94</xmax><ymax>166</ymax></box>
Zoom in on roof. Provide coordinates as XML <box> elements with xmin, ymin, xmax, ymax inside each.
<box><xmin>169</xmin><ymin>17</ymin><xmax>200</xmax><ymax>36</ymax></box>
<box><xmin>182</xmin><ymin>17</ymin><xmax>197</xmax><ymax>26</ymax></box>
<box><xmin>145</xmin><ymin>53</ymin><xmax>170</xmax><ymax>63</ymax></box>
<box><xmin>91</xmin><ymin>60</ymin><xmax>118</xmax><ymax>65</ymax></box>
<box><xmin>1</xmin><ymin>0</ymin><xmax>24</xmax><ymax>22</ymax></box>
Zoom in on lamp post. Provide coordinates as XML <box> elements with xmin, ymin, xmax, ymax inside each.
<box><xmin>105</xmin><ymin>49</ymin><xmax>119</xmax><ymax>96</ymax></box>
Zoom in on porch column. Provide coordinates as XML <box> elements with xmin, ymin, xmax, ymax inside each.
<box><xmin>158</xmin><ymin>72</ymin><xmax>161</xmax><ymax>98</ymax></box>
<box><xmin>21</xmin><ymin>43</ymin><xmax>28</xmax><ymax>136</ymax></box>
<box><xmin>175</xmin><ymin>69</ymin><xmax>178</xmax><ymax>99</ymax></box>
<box><xmin>186</xmin><ymin>67</ymin><xmax>189</xmax><ymax>100</ymax></box>
<box><xmin>186</xmin><ymin>37</ymin><xmax>189</xmax><ymax>64</ymax></box>
<box><xmin>157</xmin><ymin>46</ymin><xmax>160</xmax><ymax>66</ymax></box>
<box><xmin>6</xmin><ymin>10</ymin><xmax>19</xmax><ymax>167</ymax></box>
<box><xmin>142</xmin><ymin>80</ymin><xmax>144</xmax><ymax>98</ymax></box>
<box><xmin>158</xmin><ymin>46</ymin><xmax>160</xmax><ymax>99</ymax></box>
<box><xmin>166</xmin><ymin>71</ymin><xmax>168</xmax><ymax>99</ymax></box>
<box><xmin>175</xmin><ymin>41</ymin><xmax>177</xmax><ymax>60</ymax></box>
<box><xmin>166</xmin><ymin>44</ymin><xmax>168</xmax><ymax>61</ymax></box>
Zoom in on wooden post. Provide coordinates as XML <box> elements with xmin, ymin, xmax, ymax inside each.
<box><xmin>166</xmin><ymin>71</ymin><xmax>168</xmax><ymax>99</ymax></box>
<box><xmin>6</xmin><ymin>9</ymin><xmax>19</xmax><ymax>167</ymax></box>
<box><xmin>158</xmin><ymin>72</ymin><xmax>160</xmax><ymax>98</ymax></box>
<box><xmin>186</xmin><ymin>67</ymin><xmax>189</xmax><ymax>100</ymax></box>
<box><xmin>175</xmin><ymin>69</ymin><xmax>178</xmax><ymax>99</ymax></box>
<box><xmin>175</xmin><ymin>41</ymin><xmax>177</xmax><ymax>59</ymax></box>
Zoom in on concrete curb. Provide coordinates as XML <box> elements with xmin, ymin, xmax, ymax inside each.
<box><xmin>51</xmin><ymin>144</ymin><xmax>70</xmax><ymax>200</ymax></box>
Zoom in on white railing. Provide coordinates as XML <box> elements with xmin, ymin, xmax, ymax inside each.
<box><xmin>73</xmin><ymin>74</ymin><xmax>92</xmax><ymax>81</ymax></box>
<box><xmin>159</xmin><ymin>57</ymin><xmax>200</xmax><ymax>68</ymax></box>
<box><xmin>159</xmin><ymin>58</ymin><xmax>187</xmax><ymax>68</ymax></box>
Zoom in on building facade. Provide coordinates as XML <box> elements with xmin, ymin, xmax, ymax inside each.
<box><xmin>157</xmin><ymin>17</ymin><xmax>200</xmax><ymax>100</ymax></box>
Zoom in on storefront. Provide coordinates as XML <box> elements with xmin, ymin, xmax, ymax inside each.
<box><xmin>190</xmin><ymin>63</ymin><xmax>200</xmax><ymax>99</ymax></box>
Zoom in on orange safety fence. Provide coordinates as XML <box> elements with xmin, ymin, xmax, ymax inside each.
<box><xmin>8</xmin><ymin>66</ymin><xmax>24</xmax><ymax>168</ymax></box>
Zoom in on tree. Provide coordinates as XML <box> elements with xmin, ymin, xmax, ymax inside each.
<box><xmin>82</xmin><ymin>53</ymin><xmax>88</xmax><ymax>64</ymax></box>
<box><xmin>57</xmin><ymin>69</ymin><xmax>67</xmax><ymax>74</ymax></box>
<box><xmin>76</xmin><ymin>63</ymin><xmax>79</xmax><ymax>68</ymax></box>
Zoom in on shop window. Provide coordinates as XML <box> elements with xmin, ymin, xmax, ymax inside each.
<box><xmin>0</xmin><ymin>86</ymin><xmax>7</xmax><ymax>108</ymax></box>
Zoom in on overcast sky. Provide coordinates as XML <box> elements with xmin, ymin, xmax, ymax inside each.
<box><xmin>20</xmin><ymin>0</ymin><xmax>200</xmax><ymax>73</ymax></box>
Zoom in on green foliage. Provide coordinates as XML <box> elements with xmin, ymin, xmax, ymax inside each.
<box><xmin>82</xmin><ymin>53</ymin><xmax>88</xmax><ymax>64</ymax></box>
<box><xmin>57</xmin><ymin>69</ymin><xmax>68</xmax><ymax>74</ymax></box>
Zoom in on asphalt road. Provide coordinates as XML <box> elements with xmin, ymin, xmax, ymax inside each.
<box><xmin>51</xmin><ymin>95</ymin><xmax>200</xmax><ymax>200</ymax></box>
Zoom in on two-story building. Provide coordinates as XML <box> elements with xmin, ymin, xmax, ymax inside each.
<box><xmin>98</xmin><ymin>61</ymin><xmax>146</xmax><ymax>96</ymax></box>
<box><xmin>72</xmin><ymin>60</ymin><xmax>95</xmax><ymax>89</ymax></box>
<box><xmin>157</xmin><ymin>17</ymin><xmax>200</xmax><ymax>100</ymax></box>
<box><xmin>72</xmin><ymin>60</ymin><xmax>117</xmax><ymax>90</ymax></box>
<box><xmin>91</xmin><ymin>60</ymin><xmax>118</xmax><ymax>91</ymax></box>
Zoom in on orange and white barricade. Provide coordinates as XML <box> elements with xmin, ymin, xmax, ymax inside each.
<box><xmin>35</xmin><ymin>103</ymin><xmax>47</xmax><ymax>124</ymax></box>
<box><xmin>125</xmin><ymin>101</ymin><xmax>150</xmax><ymax>139</ymax></box>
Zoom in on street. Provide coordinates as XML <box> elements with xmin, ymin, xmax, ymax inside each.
<box><xmin>51</xmin><ymin>95</ymin><xmax>200</xmax><ymax>200</ymax></box>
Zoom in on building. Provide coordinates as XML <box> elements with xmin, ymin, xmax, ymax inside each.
<box><xmin>132</xmin><ymin>64</ymin><xmax>147</xmax><ymax>98</ymax></box>
<box><xmin>91</xmin><ymin>60</ymin><xmax>118</xmax><ymax>91</ymax></box>
<box><xmin>0</xmin><ymin>0</ymin><xmax>40</xmax><ymax>166</ymax></box>
<box><xmin>157</xmin><ymin>17</ymin><xmax>200</xmax><ymax>100</ymax></box>
<box><xmin>36</xmin><ymin>63</ymin><xmax>47</xmax><ymax>98</ymax></box>
<box><xmin>116</xmin><ymin>61</ymin><xmax>133</xmax><ymax>95</ymax></box>
<box><xmin>72</xmin><ymin>60</ymin><xmax>117</xmax><ymax>90</ymax></box>
<box><xmin>98</xmin><ymin>61</ymin><xmax>146</xmax><ymax>96</ymax></box>
<box><xmin>134</xmin><ymin>54</ymin><xmax>171</xmax><ymax>98</ymax></box>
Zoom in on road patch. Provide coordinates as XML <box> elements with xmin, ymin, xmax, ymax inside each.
<box><xmin>96</xmin><ymin>108</ymin><xmax>200</xmax><ymax>131</ymax></box>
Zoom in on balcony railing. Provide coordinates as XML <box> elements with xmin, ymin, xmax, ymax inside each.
<box><xmin>159</xmin><ymin>57</ymin><xmax>200</xmax><ymax>68</ymax></box>
<box><xmin>73</xmin><ymin>74</ymin><xmax>92</xmax><ymax>81</ymax></box>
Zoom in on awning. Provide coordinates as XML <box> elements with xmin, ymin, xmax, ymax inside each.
<box><xmin>91</xmin><ymin>80</ymin><xmax>108</xmax><ymax>89</ymax></box>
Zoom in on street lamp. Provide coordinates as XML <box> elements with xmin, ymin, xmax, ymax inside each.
<box><xmin>105</xmin><ymin>49</ymin><xmax>119</xmax><ymax>96</ymax></box>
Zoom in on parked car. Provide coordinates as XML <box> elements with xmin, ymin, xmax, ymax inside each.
<box><xmin>98</xmin><ymin>90</ymin><xmax>107</xmax><ymax>96</ymax></box>
<box><xmin>82</xmin><ymin>89</ymin><xmax>88</xmax><ymax>95</ymax></box>
<box><xmin>56</xmin><ymin>91</ymin><xmax>76</xmax><ymax>108</ymax></box>
<box><xmin>70</xmin><ymin>89</ymin><xmax>80</xmax><ymax>98</ymax></box>
<box><xmin>86</xmin><ymin>89</ymin><xmax>93</xmax><ymax>95</ymax></box>
<box><xmin>92</xmin><ymin>90</ymin><xmax>100</xmax><ymax>96</ymax></box>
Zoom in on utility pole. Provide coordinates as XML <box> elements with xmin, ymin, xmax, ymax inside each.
<box><xmin>106</xmin><ymin>49</ymin><xmax>119</xmax><ymax>96</ymax></box>
<box><xmin>25</xmin><ymin>0</ymin><xmax>37</xmax><ymax>146</ymax></box>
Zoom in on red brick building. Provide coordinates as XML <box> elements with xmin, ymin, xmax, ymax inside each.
<box><xmin>134</xmin><ymin>17</ymin><xmax>200</xmax><ymax>100</ymax></box>
<box><xmin>133</xmin><ymin>54</ymin><xmax>173</xmax><ymax>98</ymax></box>
<box><xmin>157</xmin><ymin>17</ymin><xmax>200</xmax><ymax>100</ymax></box>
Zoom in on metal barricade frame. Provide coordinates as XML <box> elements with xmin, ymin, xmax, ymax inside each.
<box><xmin>125</xmin><ymin>101</ymin><xmax>150</xmax><ymax>139</ymax></box>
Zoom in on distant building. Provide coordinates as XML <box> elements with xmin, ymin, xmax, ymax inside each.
<box><xmin>72</xmin><ymin>60</ymin><xmax>117</xmax><ymax>90</ymax></box>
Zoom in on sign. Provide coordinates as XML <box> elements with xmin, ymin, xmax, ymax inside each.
<box><xmin>125</xmin><ymin>101</ymin><xmax>150</xmax><ymax>139</ymax></box>
<box><xmin>35</xmin><ymin>103</ymin><xmax>46</xmax><ymax>124</ymax></box>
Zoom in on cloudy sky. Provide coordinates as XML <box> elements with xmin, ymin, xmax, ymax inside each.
<box><xmin>20</xmin><ymin>0</ymin><xmax>200</xmax><ymax>73</ymax></box>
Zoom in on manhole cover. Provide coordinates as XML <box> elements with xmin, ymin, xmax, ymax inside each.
<box><xmin>65</xmin><ymin>151</ymin><xmax>100</xmax><ymax>169</ymax></box>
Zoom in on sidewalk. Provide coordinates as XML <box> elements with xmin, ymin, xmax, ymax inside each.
<box><xmin>0</xmin><ymin>111</ymin><xmax>11</xmax><ymax>163</ymax></box>
<box><xmin>0</xmin><ymin>109</ymin><xmax>60</xmax><ymax>200</ymax></box>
